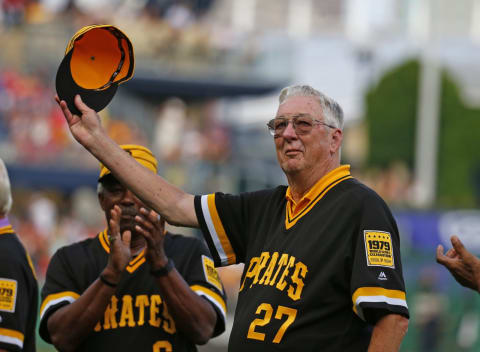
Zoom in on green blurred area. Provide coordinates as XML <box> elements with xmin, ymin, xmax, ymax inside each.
<box><xmin>365</xmin><ymin>60</ymin><xmax>480</xmax><ymax>208</ymax></box>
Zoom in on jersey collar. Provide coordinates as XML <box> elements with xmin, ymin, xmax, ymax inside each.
<box><xmin>98</xmin><ymin>228</ymin><xmax>147</xmax><ymax>273</ymax></box>
<box><xmin>285</xmin><ymin>165</ymin><xmax>352</xmax><ymax>230</ymax></box>
<box><xmin>0</xmin><ymin>217</ymin><xmax>14</xmax><ymax>235</ymax></box>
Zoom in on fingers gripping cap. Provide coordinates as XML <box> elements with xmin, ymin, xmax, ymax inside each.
<box><xmin>99</xmin><ymin>145</ymin><xmax>158</xmax><ymax>180</ymax></box>
<box><xmin>56</xmin><ymin>25</ymin><xmax>134</xmax><ymax>115</ymax></box>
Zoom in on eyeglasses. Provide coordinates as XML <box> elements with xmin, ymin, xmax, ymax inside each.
<box><xmin>266</xmin><ymin>115</ymin><xmax>336</xmax><ymax>137</ymax></box>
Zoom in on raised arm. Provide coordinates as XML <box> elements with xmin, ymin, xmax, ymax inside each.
<box><xmin>46</xmin><ymin>207</ymin><xmax>132</xmax><ymax>351</ymax></box>
<box><xmin>56</xmin><ymin>94</ymin><xmax>198</xmax><ymax>227</ymax></box>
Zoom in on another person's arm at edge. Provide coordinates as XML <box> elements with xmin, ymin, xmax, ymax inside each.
<box><xmin>57</xmin><ymin>95</ymin><xmax>198</xmax><ymax>227</ymax></box>
<box><xmin>368</xmin><ymin>314</ymin><xmax>409</xmax><ymax>352</ymax></box>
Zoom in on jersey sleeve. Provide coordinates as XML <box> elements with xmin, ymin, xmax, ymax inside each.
<box><xmin>0</xmin><ymin>256</ymin><xmax>35</xmax><ymax>352</ymax></box>
<box><xmin>194</xmin><ymin>192</ymin><xmax>248</xmax><ymax>266</ymax></box>
<box><xmin>350</xmin><ymin>192</ymin><xmax>409</xmax><ymax>324</ymax></box>
<box><xmin>39</xmin><ymin>248</ymin><xmax>81</xmax><ymax>343</ymax></box>
<box><xmin>177</xmin><ymin>237</ymin><xmax>227</xmax><ymax>337</ymax></box>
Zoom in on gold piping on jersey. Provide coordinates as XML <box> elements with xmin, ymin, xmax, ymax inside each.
<box><xmin>0</xmin><ymin>327</ymin><xmax>24</xmax><ymax>349</ymax></box>
<box><xmin>190</xmin><ymin>284</ymin><xmax>227</xmax><ymax>320</ymax></box>
<box><xmin>40</xmin><ymin>291</ymin><xmax>80</xmax><ymax>319</ymax></box>
<box><xmin>201</xmin><ymin>194</ymin><xmax>236</xmax><ymax>265</ymax></box>
<box><xmin>98</xmin><ymin>229</ymin><xmax>146</xmax><ymax>273</ymax></box>
<box><xmin>351</xmin><ymin>286</ymin><xmax>408</xmax><ymax>321</ymax></box>
<box><xmin>285</xmin><ymin>165</ymin><xmax>352</xmax><ymax>230</ymax></box>
<box><xmin>0</xmin><ymin>224</ymin><xmax>36</xmax><ymax>279</ymax></box>
<box><xmin>0</xmin><ymin>225</ymin><xmax>14</xmax><ymax>235</ymax></box>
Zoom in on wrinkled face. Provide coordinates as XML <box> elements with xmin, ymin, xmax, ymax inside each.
<box><xmin>98</xmin><ymin>175</ymin><xmax>146</xmax><ymax>235</ymax></box>
<box><xmin>274</xmin><ymin>95</ymin><xmax>340</xmax><ymax>176</ymax></box>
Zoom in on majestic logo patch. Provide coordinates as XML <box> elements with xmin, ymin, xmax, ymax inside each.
<box><xmin>364</xmin><ymin>231</ymin><xmax>395</xmax><ymax>268</ymax></box>
<box><xmin>378</xmin><ymin>271</ymin><xmax>388</xmax><ymax>280</ymax></box>
<box><xmin>202</xmin><ymin>255</ymin><xmax>223</xmax><ymax>293</ymax></box>
<box><xmin>0</xmin><ymin>279</ymin><xmax>17</xmax><ymax>312</ymax></box>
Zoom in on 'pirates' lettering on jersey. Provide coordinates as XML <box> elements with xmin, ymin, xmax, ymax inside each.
<box><xmin>92</xmin><ymin>294</ymin><xmax>176</xmax><ymax>333</ymax></box>
<box><xmin>40</xmin><ymin>231</ymin><xmax>226</xmax><ymax>352</ymax></box>
<box><xmin>195</xmin><ymin>165</ymin><xmax>409</xmax><ymax>352</ymax></box>
<box><xmin>239</xmin><ymin>252</ymin><xmax>307</xmax><ymax>301</ymax></box>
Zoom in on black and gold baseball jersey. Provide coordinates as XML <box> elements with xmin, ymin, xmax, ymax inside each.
<box><xmin>0</xmin><ymin>218</ymin><xmax>38</xmax><ymax>352</ymax></box>
<box><xmin>194</xmin><ymin>165</ymin><xmax>409</xmax><ymax>352</ymax></box>
<box><xmin>39</xmin><ymin>230</ymin><xmax>226</xmax><ymax>351</ymax></box>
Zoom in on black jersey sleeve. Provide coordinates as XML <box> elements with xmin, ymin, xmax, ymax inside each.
<box><xmin>170</xmin><ymin>235</ymin><xmax>227</xmax><ymax>337</ymax></box>
<box><xmin>194</xmin><ymin>189</ymin><xmax>280</xmax><ymax>267</ymax></box>
<box><xmin>194</xmin><ymin>192</ymin><xmax>247</xmax><ymax>266</ymax></box>
<box><xmin>0</xmin><ymin>253</ymin><xmax>36</xmax><ymax>352</ymax></box>
<box><xmin>39</xmin><ymin>248</ymin><xmax>81</xmax><ymax>343</ymax></box>
<box><xmin>350</xmin><ymin>191</ymin><xmax>409</xmax><ymax>324</ymax></box>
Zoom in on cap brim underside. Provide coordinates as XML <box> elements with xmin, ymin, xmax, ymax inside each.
<box><xmin>56</xmin><ymin>50</ymin><xmax>118</xmax><ymax>116</ymax></box>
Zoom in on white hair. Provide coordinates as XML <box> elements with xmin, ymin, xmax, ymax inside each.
<box><xmin>279</xmin><ymin>85</ymin><xmax>344</xmax><ymax>129</ymax></box>
<box><xmin>0</xmin><ymin>159</ymin><xmax>13</xmax><ymax>216</ymax></box>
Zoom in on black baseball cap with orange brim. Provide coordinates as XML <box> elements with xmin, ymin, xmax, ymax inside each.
<box><xmin>56</xmin><ymin>25</ymin><xmax>134</xmax><ymax>115</ymax></box>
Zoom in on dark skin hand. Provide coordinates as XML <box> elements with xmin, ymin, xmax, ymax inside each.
<box><xmin>47</xmin><ymin>206</ymin><xmax>131</xmax><ymax>352</ymax></box>
<box><xmin>134</xmin><ymin>207</ymin><xmax>218</xmax><ymax>344</ymax></box>
<box><xmin>436</xmin><ymin>235</ymin><xmax>480</xmax><ymax>292</ymax></box>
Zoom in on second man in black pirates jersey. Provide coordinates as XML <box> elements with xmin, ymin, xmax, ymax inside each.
<box><xmin>39</xmin><ymin>145</ymin><xmax>226</xmax><ymax>352</ymax></box>
<box><xmin>58</xmin><ymin>85</ymin><xmax>409</xmax><ymax>351</ymax></box>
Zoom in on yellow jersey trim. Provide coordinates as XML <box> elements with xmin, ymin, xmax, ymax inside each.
<box><xmin>40</xmin><ymin>291</ymin><xmax>80</xmax><ymax>319</ymax></box>
<box><xmin>352</xmin><ymin>286</ymin><xmax>407</xmax><ymax>316</ymax></box>
<box><xmin>0</xmin><ymin>225</ymin><xmax>14</xmax><ymax>235</ymax></box>
<box><xmin>190</xmin><ymin>284</ymin><xmax>227</xmax><ymax>319</ymax></box>
<box><xmin>98</xmin><ymin>229</ymin><xmax>146</xmax><ymax>273</ymax></box>
<box><xmin>285</xmin><ymin>165</ymin><xmax>352</xmax><ymax>229</ymax></box>
<box><xmin>206</xmin><ymin>194</ymin><xmax>236</xmax><ymax>265</ymax></box>
<box><xmin>0</xmin><ymin>327</ymin><xmax>24</xmax><ymax>343</ymax></box>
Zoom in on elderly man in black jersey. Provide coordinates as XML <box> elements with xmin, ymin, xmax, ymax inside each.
<box><xmin>39</xmin><ymin>145</ymin><xmax>226</xmax><ymax>352</ymax></box>
<box><xmin>57</xmin><ymin>84</ymin><xmax>409</xmax><ymax>351</ymax></box>
<box><xmin>0</xmin><ymin>158</ymin><xmax>38</xmax><ymax>352</ymax></box>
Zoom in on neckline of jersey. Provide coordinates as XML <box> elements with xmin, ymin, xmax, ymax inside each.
<box><xmin>98</xmin><ymin>229</ymin><xmax>146</xmax><ymax>273</ymax></box>
<box><xmin>285</xmin><ymin>165</ymin><xmax>352</xmax><ymax>230</ymax></box>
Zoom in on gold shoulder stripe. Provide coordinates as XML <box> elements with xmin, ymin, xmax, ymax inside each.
<box><xmin>40</xmin><ymin>291</ymin><xmax>80</xmax><ymax>319</ymax></box>
<box><xmin>203</xmin><ymin>194</ymin><xmax>236</xmax><ymax>265</ymax></box>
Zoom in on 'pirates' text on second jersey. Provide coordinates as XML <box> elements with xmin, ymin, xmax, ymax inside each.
<box><xmin>39</xmin><ymin>230</ymin><xmax>226</xmax><ymax>351</ymax></box>
<box><xmin>194</xmin><ymin>165</ymin><xmax>409</xmax><ymax>352</ymax></box>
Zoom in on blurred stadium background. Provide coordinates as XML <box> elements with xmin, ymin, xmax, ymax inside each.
<box><xmin>1</xmin><ymin>0</ymin><xmax>480</xmax><ymax>350</ymax></box>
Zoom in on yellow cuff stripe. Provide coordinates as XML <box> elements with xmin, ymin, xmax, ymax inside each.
<box><xmin>40</xmin><ymin>291</ymin><xmax>80</xmax><ymax>319</ymax></box>
<box><xmin>352</xmin><ymin>287</ymin><xmax>407</xmax><ymax>318</ymax></box>
<box><xmin>191</xmin><ymin>284</ymin><xmax>227</xmax><ymax>320</ymax></box>
<box><xmin>0</xmin><ymin>328</ymin><xmax>24</xmax><ymax>349</ymax></box>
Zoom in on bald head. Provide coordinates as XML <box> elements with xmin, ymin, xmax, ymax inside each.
<box><xmin>0</xmin><ymin>159</ymin><xmax>12</xmax><ymax>217</ymax></box>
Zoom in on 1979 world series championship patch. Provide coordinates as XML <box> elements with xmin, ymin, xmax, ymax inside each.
<box><xmin>202</xmin><ymin>255</ymin><xmax>223</xmax><ymax>292</ymax></box>
<box><xmin>364</xmin><ymin>231</ymin><xmax>395</xmax><ymax>268</ymax></box>
<box><xmin>0</xmin><ymin>278</ymin><xmax>17</xmax><ymax>312</ymax></box>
